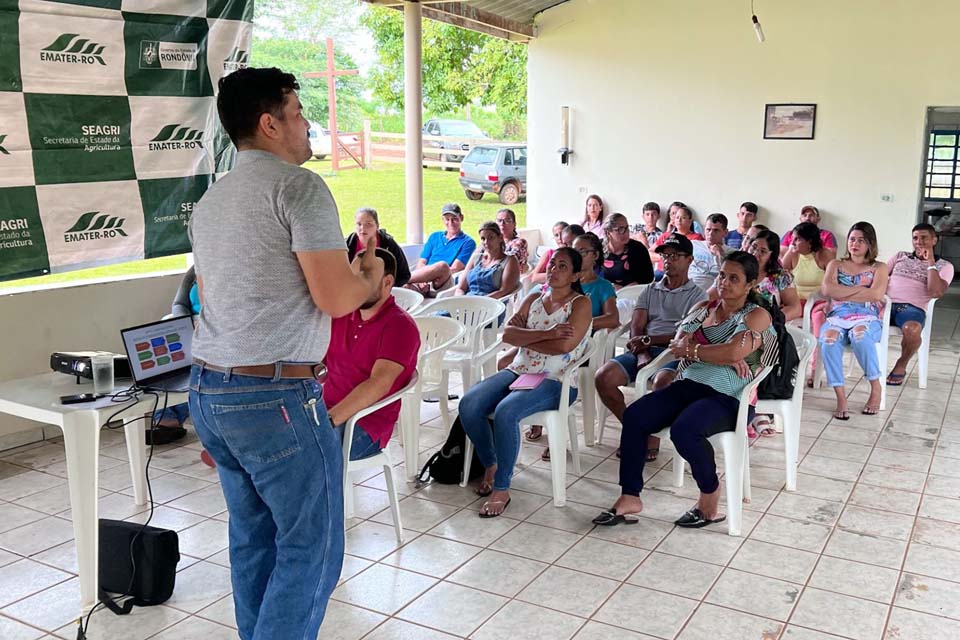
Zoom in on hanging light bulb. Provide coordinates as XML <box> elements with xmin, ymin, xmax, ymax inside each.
<box><xmin>752</xmin><ymin>14</ymin><xmax>765</xmax><ymax>42</ymax></box>
<box><xmin>751</xmin><ymin>0</ymin><xmax>765</xmax><ymax>43</ymax></box>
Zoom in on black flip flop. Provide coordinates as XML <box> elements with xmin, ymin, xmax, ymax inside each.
<box><xmin>886</xmin><ymin>372</ymin><xmax>906</xmax><ymax>386</ymax></box>
<box><xmin>645</xmin><ymin>448</ymin><xmax>660</xmax><ymax>463</ymax></box>
<box><xmin>146</xmin><ymin>426</ymin><xmax>186</xmax><ymax>446</ymax></box>
<box><xmin>674</xmin><ymin>507</ymin><xmax>726</xmax><ymax>528</ymax></box>
<box><xmin>474</xmin><ymin>482</ymin><xmax>493</xmax><ymax>498</ymax></box>
<box><xmin>833</xmin><ymin>410</ymin><xmax>850</xmax><ymax>421</ymax></box>
<box><xmin>478</xmin><ymin>498</ymin><xmax>510</xmax><ymax>518</ymax></box>
<box><xmin>592</xmin><ymin>508</ymin><xmax>639</xmax><ymax>526</ymax></box>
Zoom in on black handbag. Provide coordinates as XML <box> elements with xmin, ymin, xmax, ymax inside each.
<box><xmin>98</xmin><ymin>519</ymin><xmax>180</xmax><ymax>614</ymax></box>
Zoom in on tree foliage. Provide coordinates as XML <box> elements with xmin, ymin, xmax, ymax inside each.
<box><xmin>249</xmin><ymin>38</ymin><xmax>364</xmax><ymax>130</ymax></box>
<box><xmin>361</xmin><ymin>6</ymin><xmax>527</xmax><ymax>121</ymax></box>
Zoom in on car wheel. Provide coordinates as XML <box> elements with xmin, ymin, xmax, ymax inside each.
<box><xmin>464</xmin><ymin>190</ymin><xmax>483</xmax><ymax>201</ymax></box>
<box><xmin>498</xmin><ymin>182</ymin><xmax>520</xmax><ymax>205</ymax></box>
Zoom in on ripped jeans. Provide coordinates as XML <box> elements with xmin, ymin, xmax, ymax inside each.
<box><xmin>819</xmin><ymin>320</ymin><xmax>882</xmax><ymax>387</ymax></box>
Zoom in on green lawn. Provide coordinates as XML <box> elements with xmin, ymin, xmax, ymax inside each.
<box><xmin>0</xmin><ymin>161</ymin><xmax>526</xmax><ymax>292</ymax></box>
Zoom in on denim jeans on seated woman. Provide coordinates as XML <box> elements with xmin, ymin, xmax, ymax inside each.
<box><xmin>459</xmin><ymin>369</ymin><xmax>577</xmax><ymax>491</ymax></box>
<box><xmin>153</xmin><ymin>402</ymin><xmax>190</xmax><ymax>426</ymax></box>
<box><xmin>819</xmin><ymin>319</ymin><xmax>882</xmax><ymax>387</ymax></box>
<box><xmin>188</xmin><ymin>364</ymin><xmax>343</xmax><ymax>640</ymax></box>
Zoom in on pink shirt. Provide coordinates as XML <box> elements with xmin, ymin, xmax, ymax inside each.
<box><xmin>781</xmin><ymin>228</ymin><xmax>837</xmax><ymax>250</ymax></box>
<box><xmin>886</xmin><ymin>251</ymin><xmax>954</xmax><ymax>311</ymax></box>
<box><xmin>323</xmin><ymin>296</ymin><xmax>420</xmax><ymax>447</ymax></box>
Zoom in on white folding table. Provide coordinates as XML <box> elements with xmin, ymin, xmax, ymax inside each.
<box><xmin>0</xmin><ymin>372</ymin><xmax>187</xmax><ymax>614</ymax></box>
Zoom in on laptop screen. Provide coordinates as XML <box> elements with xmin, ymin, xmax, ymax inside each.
<box><xmin>121</xmin><ymin>316</ymin><xmax>194</xmax><ymax>385</ymax></box>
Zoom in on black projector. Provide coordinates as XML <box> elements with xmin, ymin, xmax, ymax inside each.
<box><xmin>50</xmin><ymin>351</ymin><xmax>132</xmax><ymax>380</ymax></box>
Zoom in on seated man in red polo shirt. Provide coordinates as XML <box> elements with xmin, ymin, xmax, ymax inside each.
<box><xmin>324</xmin><ymin>248</ymin><xmax>421</xmax><ymax>459</ymax></box>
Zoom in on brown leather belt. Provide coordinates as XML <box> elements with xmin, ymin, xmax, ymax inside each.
<box><xmin>194</xmin><ymin>359</ymin><xmax>326</xmax><ymax>382</ymax></box>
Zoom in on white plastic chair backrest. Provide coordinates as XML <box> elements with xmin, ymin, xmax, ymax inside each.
<box><xmin>615</xmin><ymin>284</ymin><xmax>648</xmax><ymax>324</ymax></box>
<box><xmin>415</xmin><ymin>297</ymin><xmax>505</xmax><ymax>353</ymax></box>
<box><xmin>413</xmin><ymin>316</ymin><xmax>465</xmax><ymax>385</ymax></box>
<box><xmin>392</xmin><ymin>287</ymin><xmax>424</xmax><ymax>313</ymax></box>
<box><xmin>785</xmin><ymin>326</ymin><xmax>815</xmax><ymax>403</ymax></box>
<box><xmin>343</xmin><ymin>371</ymin><xmax>419</xmax><ymax>462</ymax></box>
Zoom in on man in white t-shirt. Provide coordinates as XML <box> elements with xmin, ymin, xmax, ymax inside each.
<box><xmin>884</xmin><ymin>223</ymin><xmax>954</xmax><ymax>386</ymax></box>
<box><xmin>689</xmin><ymin>213</ymin><xmax>733</xmax><ymax>291</ymax></box>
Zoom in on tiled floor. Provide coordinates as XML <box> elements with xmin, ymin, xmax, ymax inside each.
<box><xmin>2</xmin><ymin>297</ymin><xmax>960</xmax><ymax>639</ymax></box>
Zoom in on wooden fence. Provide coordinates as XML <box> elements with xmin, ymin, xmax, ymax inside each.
<box><xmin>331</xmin><ymin>120</ymin><xmax>521</xmax><ymax>171</ymax></box>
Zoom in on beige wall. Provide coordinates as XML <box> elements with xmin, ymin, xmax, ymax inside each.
<box><xmin>0</xmin><ymin>274</ymin><xmax>182</xmax><ymax>446</ymax></box>
<box><xmin>527</xmin><ymin>0</ymin><xmax>960</xmax><ymax>254</ymax></box>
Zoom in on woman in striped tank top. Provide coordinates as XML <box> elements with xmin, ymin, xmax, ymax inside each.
<box><xmin>593</xmin><ymin>252</ymin><xmax>778</xmax><ymax>529</ymax></box>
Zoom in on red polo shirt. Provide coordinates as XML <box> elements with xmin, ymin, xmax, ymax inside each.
<box><xmin>323</xmin><ymin>296</ymin><xmax>420</xmax><ymax>447</ymax></box>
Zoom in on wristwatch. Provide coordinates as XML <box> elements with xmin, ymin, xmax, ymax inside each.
<box><xmin>639</xmin><ymin>335</ymin><xmax>652</xmax><ymax>347</ymax></box>
<box><xmin>927</xmin><ymin>265</ymin><xmax>940</xmax><ymax>271</ymax></box>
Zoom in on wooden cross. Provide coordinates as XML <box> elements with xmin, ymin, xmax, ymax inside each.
<box><xmin>304</xmin><ymin>38</ymin><xmax>358</xmax><ymax>172</ymax></box>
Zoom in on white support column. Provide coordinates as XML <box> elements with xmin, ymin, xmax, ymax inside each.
<box><xmin>404</xmin><ymin>0</ymin><xmax>424</xmax><ymax>244</ymax></box>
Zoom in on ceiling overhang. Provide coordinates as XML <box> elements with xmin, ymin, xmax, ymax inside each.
<box><xmin>362</xmin><ymin>0</ymin><xmax>571</xmax><ymax>43</ymax></box>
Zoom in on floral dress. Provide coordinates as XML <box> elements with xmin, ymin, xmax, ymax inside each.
<box><xmin>508</xmin><ymin>294</ymin><xmax>590</xmax><ymax>385</ymax></box>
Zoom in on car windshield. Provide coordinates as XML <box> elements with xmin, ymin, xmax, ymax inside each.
<box><xmin>442</xmin><ymin>121</ymin><xmax>485</xmax><ymax>136</ymax></box>
<box><xmin>465</xmin><ymin>147</ymin><xmax>499</xmax><ymax>164</ymax></box>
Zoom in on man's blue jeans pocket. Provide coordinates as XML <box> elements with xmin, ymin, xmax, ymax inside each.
<box><xmin>210</xmin><ymin>398</ymin><xmax>302</xmax><ymax>463</ymax></box>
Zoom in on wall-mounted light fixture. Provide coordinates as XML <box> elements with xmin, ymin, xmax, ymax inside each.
<box><xmin>559</xmin><ymin>105</ymin><xmax>573</xmax><ymax>165</ymax></box>
<box><xmin>751</xmin><ymin>0</ymin><xmax>765</xmax><ymax>42</ymax></box>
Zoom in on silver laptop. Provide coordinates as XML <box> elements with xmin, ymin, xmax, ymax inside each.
<box><xmin>120</xmin><ymin>316</ymin><xmax>194</xmax><ymax>392</ymax></box>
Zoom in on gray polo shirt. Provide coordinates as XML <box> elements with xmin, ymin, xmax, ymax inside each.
<box><xmin>189</xmin><ymin>150</ymin><xmax>345</xmax><ymax>367</ymax></box>
<box><xmin>635</xmin><ymin>278</ymin><xmax>708</xmax><ymax>336</ymax></box>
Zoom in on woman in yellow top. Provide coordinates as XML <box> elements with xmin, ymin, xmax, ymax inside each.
<box><xmin>782</xmin><ymin>221</ymin><xmax>836</xmax><ymax>385</ymax></box>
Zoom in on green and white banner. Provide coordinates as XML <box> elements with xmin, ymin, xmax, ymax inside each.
<box><xmin>0</xmin><ymin>0</ymin><xmax>253</xmax><ymax>281</ymax></box>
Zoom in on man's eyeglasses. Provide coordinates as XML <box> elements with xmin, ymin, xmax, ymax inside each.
<box><xmin>660</xmin><ymin>252</ymin><xmax>689</xmax><ymax>261</ymax></box>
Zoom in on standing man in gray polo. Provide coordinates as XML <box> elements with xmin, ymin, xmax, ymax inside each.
<box><xmin>188</xmin><ymin>67</ymin><xmax>383</xmax><ymax>640</ymax></box>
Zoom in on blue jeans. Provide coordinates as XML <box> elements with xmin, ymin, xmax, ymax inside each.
<box><xmin>819</xmin><ymin>320</ymin><xmax>882</xmax><ymax>387</ymax></box>
<box><xmin>188</xmin><ymin>364</ymin><xmax>344</xmax><ymax>640</ymax></box>
<box><xmin>459</xmin><ymin>369</ymin><xmax>577</xmax><ymax>490</ymax></box>
<box><xmin>333</xmin><ymin>421</ymin><xmax>383</xmax><ymax>461</ymax></box>
<box><xmin>891</xmin><ymin>303</ymin><xmax>926</xmax><ymax>329</ymax></box>
<box><xmin>153</xmin><ymin>402</ymin><xmax>189</xmax><ymax>426</ymax></box>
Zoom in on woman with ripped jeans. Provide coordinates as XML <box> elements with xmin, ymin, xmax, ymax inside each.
<box><xmin>819</xmin><ymin>221</ymin><xmax>889</xmax><ymax>420</ymax></box>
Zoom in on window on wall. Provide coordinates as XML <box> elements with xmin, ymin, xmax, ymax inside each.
<box><xmin>926</xmin><ymin>129</ymin><xmax>960</xmax><ymax>201</ymax></box>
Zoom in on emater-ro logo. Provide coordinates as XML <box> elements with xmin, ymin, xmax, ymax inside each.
<box><xmin>64</xmin><ymin>211</ymin><xmax>128</xmax><ymax>242</ymax></box>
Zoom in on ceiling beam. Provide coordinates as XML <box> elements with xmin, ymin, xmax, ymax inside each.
<box><xmin>363</xmin><ymin>0</ymin><xmax>534</xmax><ymax>43</ymax></box>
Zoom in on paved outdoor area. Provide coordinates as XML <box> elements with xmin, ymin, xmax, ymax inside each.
<box><xmin>1</xmin><ymin>295</ymin><xmax>960</xmax><ymax>639</ymax></box>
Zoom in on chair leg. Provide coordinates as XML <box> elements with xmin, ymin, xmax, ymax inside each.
<box><xmin>546</xmin><ymin>414</ymin><xmax>567</xmax><ymax>507</ymax></box>
<box><xmin>460</xmin><ymin>362</ymin><xmax>474</xmax><ymax>394</ymax></box>
<box><xmin>401</xmin><ymin>399</ymin><xmax>419</xmax><ymax>482</ymax></box>
<box><xmin>742</xmin><ymin>443</ymin><xmax>752</xmax><ymax>505</ymax></box>
<box><xmin>918</xmin><ymin>341</ymin><xmax>929</xmax><ymax>389</ymax></box>
<box><xmin>461</xmin><ymin>438</ymin><xmax>473</xmax><ymax>488</ymax></box>
<box><xmin>343</xmin><ymin>471</ymin><xmax>355</xmax><ymax>521</ymax></box>
<box><xmin>877</xmin><ymin>343</ymin><xmax>888</xmax><ymax>411</ymax></box>
<box><xmin>438</xmin><ymin>371</ymin><xmax>451</xmax><ymax>432</ymax></box>
<box><xmin>383</xmin><ymin>463</ymin><xmax>404</xmax><ymax>543</ymax></box>
<box><xmin>672</xmin><ymin>449</ymin><xmax>684</xmax><ymax>488</ymax></box>
<box><xmin>723</xmin><ymin>438</ymin><xmax>744</xmax><ymax>536</ymax></box>
<box><xmin>783</xmin><ymin>405</ymin><xmax>799</xmax><ymax>492</ymax></box>
<box><xmin>580</xmin><ymin>372</ymin><xmax>597</xmax><ymax>448</ymax></box>
<box><xmin>596</xmin><ymin>404</ymin><xmax>607</xmax><ymax>447</ymax></box>
<box><xmin>566</xmin><ymin>413</ymin><xmax>582</xmax><ymax>476</ymax></box>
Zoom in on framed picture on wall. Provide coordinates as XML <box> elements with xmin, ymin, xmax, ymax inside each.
<box><xmin>764</xmin><ymin>104</ymin><xmax>817</xmax><ymax>140</ymax></box>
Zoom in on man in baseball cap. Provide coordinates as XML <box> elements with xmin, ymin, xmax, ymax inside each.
<box><xmin>405</xmin><ymin>203</ymin><xmax>477</xmax><ymax>296</ymax></box>
<box><xmin>595</xmin><ymin>232</ymin><xmax>706</xmax><ymax>461</ymax></box>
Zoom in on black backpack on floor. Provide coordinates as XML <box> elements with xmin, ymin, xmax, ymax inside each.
<box><xmin>418</xmin><ymin>415</ymin><xmax>483</xmax><ymax>485</ymax></box>
<box><xmin>756</xmin><ymin>297</ymin><xmax>800</xmax><ymax>401</ymax></box>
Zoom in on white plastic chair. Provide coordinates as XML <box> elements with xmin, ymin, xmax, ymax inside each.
<box><xmin>461</xmin><ymin>338</ymin><xmax>598</xmax><ymax>508</ymax></box>
<box><xmin>392</xmin><ymin>287</ymin><xmax>424</xmax><ymax>313</ymax></box>
<box><xmin>342</xmin><ymin>373</ymin><xmax>419</xmax><ymax>543</ymax></box>
<box><xmin>415</xmin><ymin>297</ymin><xmax>506</xmax><ymax>391</ymax></box>
<box><xmin>811</xmin><ymin>295</ymin><xmax>892</xmax><ymax>410</ymax></box>
<box><xmin>669</xmin><ymin>367</ymin><xmax>771</xmax><ymax>536</ymax></box>
<box><xmin>596</xmin><ymin>347</ymin><xmax>674</xmax><ymax>446</ymax></box>
<box><xmin>614</xmin><ymin>284</ymin><xmax>648</xmax><ymax>326</ymax></box>
<box><xmin>399</xmin><ymin>317</ymin><xmax>465</xmax><ymax>481</ymax></box>
<box><xmin>887</xmin><ymin>297</ymin><xmax>937</xmax><ymax>389</ymax></box>
<box><xmin>755</xmin><ymin>327</ymin><xmax>816</xmax><ymax>492</ymax></box>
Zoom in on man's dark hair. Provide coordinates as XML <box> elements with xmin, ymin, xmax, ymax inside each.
<box><xmin>912</xmin><ymin>222</ymin><xmax>938</xmax><ymax>235</ymax></box>
<box><xmin>217</xmin><ymin>67</ymin><xmax>300</xmax><ymax>146</ymax></box>
<box><xmin>642</xmin><ymin>201</ymin><xmax>661</xmax><ymax>214</ymax></box>
<box><xmin>375</xmin><ymin>247</ymin><xmax>397</xmax><ymax>281</ymax></box>
<box><xmin>706</xmin><ymin>213</ymin><xmax>728</xmax><ymax>228</ymax></box>
<box><xmin>740</xmin><ymin>201</ymin><xmax>759</xmax><ymax>214</ymax></box>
